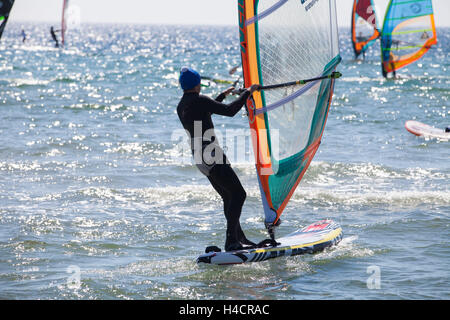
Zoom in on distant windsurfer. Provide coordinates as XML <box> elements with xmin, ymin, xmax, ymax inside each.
<box><xmin>356</xmin><ymin>32</ymin><xmax>366</xmax><ymax>60</ymax></box>
<box><xmin>356</xmin><ymin>31</ymin><xmax>364</xmax><ymax>42</ymax></box>
<box><xmin>176</xmin><ymin>67</ymin><xmax>260</xmax><ymax>252</ymax></box>
<box><xmin>357</xmin><ymin>32</ymin><xmax>367</xmax><ymax>60</ymax></box>
<box><xmin>391</xmin><ymin>62</ymin><xmax>396</xmax><ymax>79</ymax></box>
<box><xmin>383</xmin><ymin>52</ymin><xmax>397</xmax><ymax>79</ymax></box>
<box><xmin>50</xmin><ymin>26</ymin><xmax>60</xmax><ymax>48</ymax></box>
<box><xmin>21</xmin><ymin>29</ymin><xmax>26</xmax><ymax>43</ymax></box>
<box><xmin>392</xmin><ymin>39</ymin><xmax>401</xmax><ymax>50</ymax></box>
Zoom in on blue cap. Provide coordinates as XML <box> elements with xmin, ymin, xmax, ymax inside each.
<box><xmin>179</xmin><ymin>67</ymin><xmax>201</xmax><ymax>90</ymax></box>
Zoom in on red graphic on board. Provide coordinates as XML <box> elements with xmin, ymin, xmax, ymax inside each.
<box><xmin>304</xmin><ymin>221</ymin><xmax>330</xmax><ymax>232</ymax></box>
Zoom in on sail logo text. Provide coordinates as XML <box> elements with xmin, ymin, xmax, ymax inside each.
<box><xmin>301</xmin><ymin>0</ymin><xmax>320</xmax><ymax>11</ymax></box>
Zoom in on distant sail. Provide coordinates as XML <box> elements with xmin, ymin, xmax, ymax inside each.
<box><xmin>381</xmin><ymin>0</ymin><xmax>437</xmax><ymax>77</ymax></box>
<box><xmin>0</xmin><ymin>0</ymin><xmax>15</xmax><ymax>41</ymax></box>
<box><xmin>351</xmin><ymin>0</ymin><xmax>380</xmax><ymax>58</ymax></box>
<box><xmin>238</xmin><ymin>0</ymin><xmax>341</xmax><ymax>226</ymax></box>
<box><xmin>61</xmin><ymin>0</ymin><xmax>70</xmax><ymax>46</ymax></box>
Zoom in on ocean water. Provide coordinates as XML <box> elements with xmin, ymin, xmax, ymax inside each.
<box><xmin>0</xmin><ymin>23</ymin><xmax>448</xmax><ymax>300</ymax></box>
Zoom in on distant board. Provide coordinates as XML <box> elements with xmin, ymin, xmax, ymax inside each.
<box><xmin>405</xmin><ymin>120</ymin><xmax>450</xmax><ymax>141</ymax></box>
<box><xmin>197</xmin><ymin>220</ymin><xmax>343</xmax><ymax>265</ymax></box>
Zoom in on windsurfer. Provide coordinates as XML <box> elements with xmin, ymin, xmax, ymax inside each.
<box><xmin>356</xmin><ymin>31</ymin><xmax>364</xmax><ymax>42</ymax></box>
<box><xmin>176</xmin><ymin>67</ymin><xmax>260</xmax><ymax>252</ymax></box>
<box><xmin>50</xmin><ymin>26</ymin><xmax>60</xmax><ymax>48</ymax></box>
<box><xmin>445</xmin><ymin>127</ymin><xmax>450</xmax><ymax>133</ymax></box>
<box><xmin>21</xmin><ymin>29</ymin><xmax>26</xmax><ymax>43</ymax></box>
<box><xmin>383</xmin><ymin>51</ymin><xmax>397</xmax><ymax>79</ymax></box>
<box><xmin>357</xmin><ymin>32</ymin><xmax>367</xmax><ymax>60</ymax></box>
<box><xmin>390</xmin><ymin>52</ymin><xmax>397</xmax><ymax>78</ymax></box>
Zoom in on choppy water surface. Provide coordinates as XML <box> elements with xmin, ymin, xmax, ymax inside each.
<box><xmin>0</xmin><ymin>23</ymin><xmax>448</xmax><ymax>300</ymax></box>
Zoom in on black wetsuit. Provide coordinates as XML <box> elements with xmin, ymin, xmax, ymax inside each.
<box><xmin>50</xmin><ymin>27</ymin><xmax>59</xmax><ymax>48</ymax></box>
<box><xmin>177</xmin><ymin>90</ymin><xmax>253</xmax><ymax>251</ymax></box>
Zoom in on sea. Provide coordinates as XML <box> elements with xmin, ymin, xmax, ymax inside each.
<box><xmin>0</xmin><ymin>23</ymin><xmax>448</xmax><ymax>300</ymax></box>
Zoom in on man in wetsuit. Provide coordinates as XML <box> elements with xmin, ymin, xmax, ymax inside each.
<box><xmin>50</xmin><ymin>26</ymin><xmax>59</xmax><ymax>48</ymax></box>
<box><xmin>21</xmin><ymin>29</ymin><xmax>26</xmax><ymax>43</ymax></box>
<box><xmin>176</xmin><ymin>67</ymin><xmax>260</xmax><ymax>251</ymax></box>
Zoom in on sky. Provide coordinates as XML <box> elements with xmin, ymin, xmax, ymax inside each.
<box><xmin>9</xmin><ymin>0</ymin><xmax>450</xmax><ymax>27</ymax></box>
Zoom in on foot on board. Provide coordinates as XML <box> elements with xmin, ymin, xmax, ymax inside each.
<box><xmin>224</xmin><ymin>242</ymin><xmax>244</xmax><ymax>252</ymax></box>
<box><xmin>257</xmin><ymin>238</ymin><xmax>281</xmax><ymax>248</ymax></box>
<box><xmin>205</xmin><ymin>246</ymin><xmax>222</xmax><ymax>253</ymax></box>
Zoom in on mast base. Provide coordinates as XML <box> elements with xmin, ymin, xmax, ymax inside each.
<box><xmin>263</xmin><ymin>219</ymin><xmax>281</xmax><ymax>247</ymax></box>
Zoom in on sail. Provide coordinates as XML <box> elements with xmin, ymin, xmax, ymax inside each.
<box><xmin>0</xmin><ymin>0</ymin><xmax>15</xmax><ymax>41</ymax></box>
<box><xmin>61</xmin><ymin>0</ymin><xmax>70</xmax><ymax>46</ymax></box>
<box><xmin>238</xmin><ymin>0</ymin><xmax>341</xmax><ymax>225</ymax></box>
<box><xmin>351</xmin><ymin>0</ymin><xmax>380</xmax><ymax>58</ymax></box>
<box><xmin>381</xmin><ymin>0</ymin><xmax>437</xmax><ymax>77</ymax></box>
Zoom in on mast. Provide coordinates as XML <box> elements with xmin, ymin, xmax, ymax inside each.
<box><xmin>61</xmin><ymin>0</ymin><xmax>69</xmax><ymax>46</ymax></box>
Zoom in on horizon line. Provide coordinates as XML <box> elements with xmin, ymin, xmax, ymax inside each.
<box><xmin>8</xmin><ymin>20</ymin><xmax>450</xmax><ymax>29</ymax></box>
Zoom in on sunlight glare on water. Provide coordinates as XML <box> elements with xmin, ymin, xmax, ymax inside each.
<box><xmin>0</xmin><ymin>23</ymin><xmax>449</xmax><ymax>299</ymax></box>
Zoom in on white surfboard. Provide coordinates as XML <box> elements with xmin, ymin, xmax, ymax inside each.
<box><xmin>405</xmin><ymin>120</ymin><xmax>450</xmax><ymax>141</ymax></box>
<box><xmin>197</xmin><ymin>219</ymin><xmax>343</xmax><ymax>265</ymax></box>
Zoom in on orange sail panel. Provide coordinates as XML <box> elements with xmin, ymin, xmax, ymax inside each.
<box><xmin>381</xmin><ymin>0</ymin><xmax>437</xmax><ymax>77</ymax></box>
<box><xmin>351</xmin><ymin>0</ymin><xmax>380</xmax><ymax>58</ymax></box>
<box><xmin>238</xmin><ymin>0</ymin><xmax>341</xmax><ymax>225</ymax></box>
